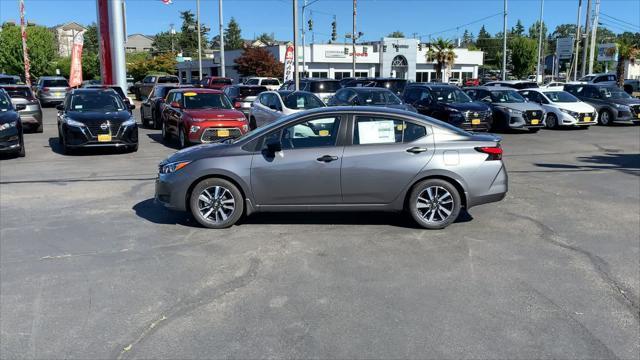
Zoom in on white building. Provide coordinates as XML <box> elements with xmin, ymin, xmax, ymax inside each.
<box><xmin>53</xmin><ymin>22</ymin><xmax>87</xmax><ymax>57</ymax></box>
<box><xmin>176</xmin><ymin>38</ymin><xmax>484</xmax><ymax>84</ymax></box>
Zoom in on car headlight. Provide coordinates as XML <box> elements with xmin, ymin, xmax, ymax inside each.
<box><xmin>0</xmin><ymin>121</ymin><xmax>17</xmax><ymax>131</ymax></box>
<box><xmin>190</xmin><ymin>125</ymin><xmax>200</xmax><ymax>133</ymax></box>
<box><xmin>63</xmin><ymin>116</ymin><xmax>85</xmax><ymax>127</ymax></box>
<box><xmin>613</xmin><ymin>103</ymin><xmax>630</xmax><ymax>111</ymax></box>
<box><xmin>122</xmin><ymin>118</ymin><xmax>136</xmax><ymax>127</ymax></box>
<box><xmin>497</xmin><ymin>107</ymin><xmax>522</xmax><ymax>115</ymax></box>
<box><xmin>159</xmin><ymin>161</ymin><xmax>191</xmax><ymax>174</ymax></box>
<box><xmin>241</xmin><ymin>124</ymin><xmax>249</xmax><ymax>132</ymax></box>
<box><xmin>560</xmin><ymin>108</ymin><xmax>580</xmax><ymax>118</ymax></box>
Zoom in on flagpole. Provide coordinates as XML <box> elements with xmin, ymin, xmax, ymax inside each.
<box><xmin>19</xmin><ymin>0</ymin><xmax>31</xmax><ymax>86</ymax></box>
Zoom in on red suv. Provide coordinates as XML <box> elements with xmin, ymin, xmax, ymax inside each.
<box><xmin>161</xmin><ymin>89</ymin><xmax>249</xmax><ymax>148</ymax></box>
<box><xmin>199</xmin><ymin>76</ymin><xmax>233</xmax><ymax>90</ymax></box>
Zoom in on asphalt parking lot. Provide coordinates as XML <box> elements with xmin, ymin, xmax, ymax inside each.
<box><xmin>1</xmin><ymin>106</ymin><xmax>639</xmax><ymax>359</ymax></box>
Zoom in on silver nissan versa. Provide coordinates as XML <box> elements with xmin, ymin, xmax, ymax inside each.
<box><xmin>155</xmin><ymin>107</ymin><xmax>508</xmax><ymax>230</ymax></box>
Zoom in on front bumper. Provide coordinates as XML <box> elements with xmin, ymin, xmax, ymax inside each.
<box><xmin>559</xmin><ymin>112</ymin><xmax>597</xmax><ymax>126</ymax></box>
<box><xmin>62</xmin><ymin>124</ymin><xmax>138</xmax><ymax>148</ymax></box>
<box><xmin>0</xmin><ymin>128</ymin><xmax>22</xmax><ymax>153</ymax></box>
<box><xmin>613</xmin><ymin>109</ymin><xmax>640</xmax><ymax>123</ymax></box>
<box><xmin>188</xmin><ymin>125</ymin><xmax>246</xmax><ymax>144</ymax></box>
<box><xmin>506</xmin><ymin>114</ymin><xmax>544</xmax><ymax>129</ymax></box>
<box><xmin>155</xmin><ymin>172</ymin><xmax>190</xmax><ymax>211</ymax></box>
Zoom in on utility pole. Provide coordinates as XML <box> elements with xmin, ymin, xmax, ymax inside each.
<box><xmin>573</xmin><ymin>0</ymin><xmax>582</xmax><ymax>81</ymax></box>
<box><xmin>170</xmin><ymin>23</ymin><xmax>175</xmax><ymax>53</ymax></box>
<box><xmin>502</xmin><ymin>0</ymin><xmax>508</xmax><ymax>80</ymax></box>
<box><xmin>352</xmin><ymin>0</ymin><xmax>356</xmax><ymax>77</ymax></box>
<box><xmin>293</xmin><ymin>0</ymin><xmax>299</xmax><ymax>90</ymax></box>
<box><xmin>535</xmin><ymin>0</ymin><xmax>544</xmax><ymax>84</ymax></box>
<box><xmin>588</xmin><ymin>0</ymin><xmax>600</xmax><ymax>74</ymax></box>
<box><xmin>581</xmin><ymin>0</ymin><xmax>592</xmax><ymax>77</ymax></box>
<box><xmin>196</xmin><ymin>0</ymin><xmax>202</xmax><ymax>80</ymax></box>
<box><xmin>302</xmin><ymin>0</ymin><xmax>307</xmax><ymax>78</ymax></box>
<box><xmin>218</xmin><ymin>0</ymin><xmax>225</xmax><ymax>77</ymax></box>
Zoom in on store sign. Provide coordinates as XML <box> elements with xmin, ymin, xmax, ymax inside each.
<box><xmin>284</xmin><ymin>44</ymin><xmax>294</xmax><ymax>82</ymax></box>
<box><xmin>325</xmin><ymin>50</ymin><xmax>346</xmax><ymax>58</ymax></box>
<box><xmin>597</xmin><ymin>43</ymin><xmax>618</xmax><ymax>62</ymax></box>
<box><xmin>556</xmin><ymin>37</ymin><xmax>574</xmax><ymax>59</ymax></box>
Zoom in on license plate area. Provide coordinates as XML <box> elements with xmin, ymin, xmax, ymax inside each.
<box><xmin>97</xmin><ymin>134</ymin><xmax>112</xmax><ymax>142</ymax></box>
<box><xmin>471</xmin><ymin>119</ymin><xmax>481</xmax><ymax>125</ymax></box>
<box><xmin>531</xmin><ymin>119</ymin><xmax>540</xmax><ymax>125</ymax></box>
<box><xmin>217</xmin><ymin>129</ymin><xmax>230</xmax><ymax>137</ymax></box>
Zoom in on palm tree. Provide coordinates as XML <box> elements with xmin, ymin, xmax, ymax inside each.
<box><xmin>615</xmin><ymin>39</ymin><xmax>639</xmax><ymax>88</ymax></box>
<box><xmin>426</xmin><ymin>38</ymin><xmax>457</xmax><ymax>81</ymax></box>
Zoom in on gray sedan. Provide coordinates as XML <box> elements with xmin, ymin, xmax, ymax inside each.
<box><xmin>249</xmin><ymin>90</ymin><xmax>325</xmax><ymax>129</ymax></box>
<box><xmin>155</xmin><ymin>107</ymin><xmax>508</xmax><ymax>229</ymax></box>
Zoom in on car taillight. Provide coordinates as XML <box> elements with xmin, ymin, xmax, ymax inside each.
<box><xmin>233</xmin><ymin>99</ymin><xmax>242</xmax><ymax>109</ymax></box>
<box><xmin>42</xmin><ymin>87</ymin><xmax>50</xmax><ymax>92</ymax></box>
<box><xmin>475</xmin><ymin>146</ymin><xmax>503</xmax><ymax>160</ymax></box>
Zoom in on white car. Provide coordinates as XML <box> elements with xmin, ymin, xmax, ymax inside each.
<box><xmin>249</xmin><ymin>90</ymin><xmax>326</xmax><ymax>129</ymax></box>
<box><xmin>519</xmin><ymin>89</ymin><xmax>598</xmax><ymax>128</ymax></box>
<box><xmin>244</xmin><ymin>77</ymin><xmax>282</xmax><ymax>91</ymax></box>
<box><xmin>541</xmin><ymin>81</ymin><xmax>566</xmax><ymax>90</ymax></box>
<box><xmin>448</xmin><ymin>78</ymin><xmax>461</xmax><ymax>86</ymax></box>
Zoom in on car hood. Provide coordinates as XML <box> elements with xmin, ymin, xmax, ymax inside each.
<box><xmin>184</xmin><ymin>108</ymin><xmax>245</xmax><ymax>120</ymax></box>
<box><xmin>65</xmin><ymin>110</ymin><xmax>132</xmax><ymax>123</ymax></box>
<box><xmin>607</xmin><ymin>98</ymin><xmax>640</xmax><ymax>106</ymax></box>
<box><xmin>553</xmin><ymin>102</ymin><xmax>595</xmax><ymax>113</ymax></box>
<box><xmin>0</xmin><ymin>110</ymin><xmax>20</xmax><ymax>124</ymax></box>
<box><xmin>492</xmin><ymin>102</ymin><xmax>543</xmax><ymax>112</ymax></box>
<box><xmin>163</xmin><ymin>142</ymin><xmax>233</xmax><ymax>164</ymax></box>
<box><xmin>440</xmin><ymin>101</ymin><xmax>490</xmax><ymax>112</ymax></box>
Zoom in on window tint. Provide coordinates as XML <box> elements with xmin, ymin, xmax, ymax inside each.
<box><xmin>263</xmin><ymin>79</ymin><xmax>280</xmax><ymax>86</ymax></box>
<box><xmin>353</xmin><ymin>116</ymin><xmax>427</xmax><ymax>145</ymax></box>
<box><xmin>246</xmin><ymin>78</ymin><xmax>260</xmax><ymax>85</ymax></box>
<box><xmin>143</xmin><ymin>76</ymin><xmax>156</xmax><ymax>84</ymax></box>
<box><xmin>2</xmin><ymin>87</ymin><xmax>32</xmax><ymax>98</ymax></box>
<box><xmin>281</xmin><ymin>92</ymin><xmax>324</xmax><ymax>110</ymax></box>
<box><xmin>43</xmin><ymin>79</ymin><xmax>69</xmax><ymax>87</ymax></box>
<box><xmin>281</xmin><ymin>116</ymin><xmax>341</xmax><ymax>149</ymax></box>
<box><xmin>158</xmin><ymin>76</ymin><xmax>179</xmax><ymax>83</ymax></box>
<box><xmin>174</xmin><ymin>92</ymin><xmax>183</xmax><ymax>105</ymax></box>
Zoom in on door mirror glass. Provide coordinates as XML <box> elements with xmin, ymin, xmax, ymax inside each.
<box><xmin>265</xmin><ymin>138</ymin><xmax>282</xmax><ymax>154</ymax></box>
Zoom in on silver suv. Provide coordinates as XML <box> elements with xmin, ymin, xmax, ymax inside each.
<box><xmin>34</xmin><ymin>76</ymin><xmax>69</xmax><ymax>106</ymax></box>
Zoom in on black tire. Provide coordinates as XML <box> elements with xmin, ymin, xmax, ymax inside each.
<box><xmin>178</xmin><ymin>126</ymin><xmax>189</xmax><ymax>148</ymax></box>
<box><xmin>36</xmin><ymin>124</ymin><xmax>43</xmax><ymax>133</ymax></box>
<box><xmin>249</xmin><ymin>116</ymin><xmax>257</xmax><ymax>130</ymax></box>
<box><xmin>152</xmin><ymin>109</ymin><xmax>162</xmax><ymax>130</ymax></box>
<box><xmin>408</xmin><ymin>178</ymin><xmax>461</xmax><ymax>230</ymax></box>
<box><xmin>129</xmin><ymin>144</ymin><xmax>139</xmax><ymax>152</ymax></box>
<box><xmin>141</xmin><ymin>108</ymin><xmax>149</xmax><ymax>128</ymax></box>
<box><xmin>62</xmin><ymin>137</ymin><xmax>72</xmax><ymax>155</ymax></box>
<box><xmin>161</xmin><ymin>120</ymin><xmax>170</xmax><ymax>141</ymax></box>
<box><xmin>17</xmin><ymin>136</ymin><xmax>25</xmax><ymax>157</ymax></box>
<box><xmin>528</xmin><ymin>128</ymin><xmax>540</xmax><ymax>133</ymax></box>
<box><xmin>189</xmin><ymin>178</ymin><xmax>244</xmax><ymax>229</ymax></box>
<box><xmin>599</xmin><ymin>109</ymin><xmax>613</xmax><ymax>126</ymax></box>
<box><xmin>545</xmin><ymin>113</ymin><xmax>558</xmax><ymax>129</ymax></box>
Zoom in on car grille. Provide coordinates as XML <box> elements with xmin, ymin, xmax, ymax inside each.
<box><xmin>85</xmin><ymin>121</ymin><xmax>123</xmax><ymax>136</ymax></box>
<box><xmin>464</xmin><ymin>110</ymin><xmax>492</xmax><ymax>121</ymax></box>
<box><xmin>523</xmin><ymin>110</ymin><xmax>543</xmax><ymax>123</ymax></box>
<box><xmin>200</xmin><ymin>127</ymin><xmax>242</xmax><ymax>143</ymax></box>
<box><xmin>578</xmin><ymin>112</ymin><xmax>596</xmax><ymax>122</ymax></box>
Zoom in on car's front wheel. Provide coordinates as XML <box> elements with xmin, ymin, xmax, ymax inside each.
<box><xmin>162</xmin><ymin>120</ymin><xmax>170</xmax><ymax>141</ymax></box>
<box><xmin>599</xmin><ymin>109</ymin><xmax>612</xmax><ymax>126</ymax></box>
<box><xmin>545</xmin><ymin>113</ymin><xmax>558</xmax><ymax>129</ymax></box>
<box><xmin>190</xmin><ymin>178</ymin><xmax>244</xmax><ymax>229</ymax></box>
<box><xmin>408</xmin><ymin>179</ymin><xmax>461</xmax><ymax>230</ymax></box>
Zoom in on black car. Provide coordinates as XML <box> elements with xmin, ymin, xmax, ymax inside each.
<box><xmin>56</xmin><ymin>88</ymin><xmax>138</xmax><ymax>154</ymax></box>
<box><xmin>84</xmin><ymin>85</ymin><xmax>132</xmax><ymax>107</ymax></box>
<box><xmin>0</xmin><ymin>89</ymin><xmax>26</xmax><ymax>157</ymax></box>
<box><xmin>564</xmin><ymin>84</ymin><xmax>640</xmax><ymax>125</ymax></box>
<box><xmin>328</xmin><ymin>87</ymin><xmax>416</xmax><ymax>112</ymax></box>
<box><xmin>281</xmin><ymin>78</ymin><xmax>341</xmax><ymax>103</ymax></box>
<box><xmin>402</xmin><ymin>84</ymin><xmax>493</xmax><ymax>131</ymax></box>
<box><xmin>140</xmin><ymin>84</ymin><xmax>183</xmax><ymax>129</ymax></box>
<box><xmin>341</xmin><ymin>78</ymin><xmax>408</xmax><ymax>96</ymax></box>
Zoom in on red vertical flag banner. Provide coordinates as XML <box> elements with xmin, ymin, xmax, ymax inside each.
<box><xmin>69</xmin><ymin>31</ymin><xmax>85</xmax><ymax>88</ymax></box>
<box><xmin>19</xmin><ymin>0</ymin><xmax>31</xmax><ymax>86</ymax></box>
<box><xmin>283</xmin><ymin>44</ymin><xmax>294</xmax><ymax>82</ymax></box>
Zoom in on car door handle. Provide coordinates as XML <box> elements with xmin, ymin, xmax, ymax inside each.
<box><xmin>317</xmin><ymin>155</ymin><xmax>339</xmax><ymax>162</ymax></box>
<box><xmin>406</xmin><ymin>147</ymin><xmax>428</xmax><ymax>154</ymax></box>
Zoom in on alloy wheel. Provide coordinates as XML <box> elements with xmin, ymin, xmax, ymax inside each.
<box><xmin>600</xmin><ymin>110</ymin><xmax>611</xmax><ymax>125</ymax></box>
<box><xmin>197</xmin><ymin>186</ymin><xmax>236</xmax><ymax>224</ymax></box>
<box><xmin>416</xmin><ymin>186</ymin><xmax>455</xmax><ymax>224</ymax></box>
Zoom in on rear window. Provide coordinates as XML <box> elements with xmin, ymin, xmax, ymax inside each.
<box><xmin>262</xmin><ymin>79</ymin><xmax>280</xmax><ymax>86</ymax></box>
<box><xmin>211</xmin><ymin>78</ymin><xmax>232</xmax><ymax>85</ymax></box>
<box><xmin>43</xmin><ymin>79</ymin><xmax>69</xmax><ymax>87</ymax></box>
<box><xmin>374</xmin><ymin>80</ymin><xmax>407</xmax><ymax>93</ymax></box>
<box><xmin>2</xmin><ymin>87</ymin><xmax>32</xmax><ymax>98</ymax></box>
<box><xmin>238</xmin><ymin>86</ymin><xmax>267</xmax><ymax>97</ymax></box>
<box><xmin>309</xmin><ymin>81</ymin><xmax>340</xmax><ymax>93</ymax></box>
<box><xmin>0</xmin><ymin>77</ymin><xmax>19</xmax><ymax>85</ymax></box>
<box><xmin>513</xmin><ymin>82</ymin><xmax>539</xmax><ymax>89</ymax></box>
<box><xmin>245</xmin><ymin>79</ymin><xmax>260</xmax><ymax>85</ymax></box>
<box><xmin>158</xmin><ymin>76</ymin><xmax>179</xmax><ymax>84</ymax></box>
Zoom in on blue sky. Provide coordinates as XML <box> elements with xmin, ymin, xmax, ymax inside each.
<box><xmin>1</xmin><ymin>0</ymin><xmax>638</xmax><ymax>43</ymax></box>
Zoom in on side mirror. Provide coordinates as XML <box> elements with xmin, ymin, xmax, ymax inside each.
<box><xmin>15</xmin><ymin>104</ymin><xmax>26</xmax><ymax>111</ymax></box>
<box><xmin>128</xmin><ymin>104</ymin><xmax>136</xmax><ymax>110</ymax></box>
<box><xmin>55</xmin><ymin>104</ymin><xmax>64</xmax><ymax>111</ymax></box>
<box><xmin>265</xmin><ymin>138</ymin><xmax>282</xmax><ymax>154</ymax></box>
<box><xmin>170</xmin><ymin>101</ymin><xmax>181</xmax><ymax>108</ymax></box>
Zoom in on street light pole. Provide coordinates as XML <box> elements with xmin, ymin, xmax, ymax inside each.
<box><xmin>502</xmin><ymin>0</ymin><xmax>508</xmax><ymax>80</ymax></box>
<box><xmin>352</xmin><ymin>0</ymin><xmax>356</xmax><ymax>77</ymax></box>
<box><xmin>293</xmin><ymin>0</ymin><xmax>299</xmax><ymax>90</ymax></box>
<box><xmin>196</xmin><ymin>0</ymin><xmax>202</xmax><ymax>80</ymax></box>
<box><xmin>535</xmin><ymin>0</ymin><xmax>544</xmax><ymax>84</ymax></box>
<box><xmin>581</xmin><ymin>0</ymin><xmax>592</xmax><ymax>77</ymax></box>
<box><xmin>302</xmin><ymin>0</ymin><xmax>307</xmax><ymax>78</ymax></box>
<box><xmin>218</xmin><ymin>0</ymin><xmax>225</xmax><ymax>77</ymax></box>
<box><xmin>573</xmin><ymin>0</ymin><xmax>582</xmax><ymax>81</ymax></box>
<box><xmin>588</xmin><ymin>0</ymin><xmax>600</xmax><ymax>74</ymax></box>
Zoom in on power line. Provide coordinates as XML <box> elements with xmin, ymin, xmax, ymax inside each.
<box><xmin>600</xmin><ymin>12</ymin><xmax>639</xmax><ymax>30</ymax></box>
<box><xmin>418</xmin><ymin>12</ymin><xmax>503</xmax><ymax>40</ymax></box>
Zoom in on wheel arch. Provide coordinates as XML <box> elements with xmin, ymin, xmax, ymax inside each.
<box><xmin>402</xmin><ymin>173</ymin><xmax>469</xmax><ymax>211</ymax></box>
<box><xmin>184</xmin><ymin>173</ymin><xmax>251</xmax><ymax>216</ymax></box>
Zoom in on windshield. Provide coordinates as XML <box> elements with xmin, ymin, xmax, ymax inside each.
<box><xmin>69</xmin><ymin>92</ymin><xmax>125</xmax><ymax>112</ymax></box>
<box><xmin>544</xmin><ymin>91</ymin><xmax>579</xmax><ymax>103</ymax></box>
<box><xmin>0</xmin><ymin>77</ymin><xmax>18</xmax><ymax>85</ymax></box>
<box><xmin>579</xmin><ymin>75</ymin><xmax>595</xmax><ymax>81</ymax></box>
<box><xmin>43</xmin><ymin>79</ymin><xmax>69</xmax><ymax>87</ymax></box>
<box><xmin>357</xmin><ymin>90</ymin><xmax>402</xmax><ymax>105</ymax></box>
<box><xmin>183</xmin><ymin>92</ymin><xmax>233</xmax><ymax>109</ymax></box>
<box><xmin>432</xmin><ymin>88</ymin><xmax>472</xmax><ymax>103</ymax></box>
<box><xmin>309</xmin><ymin>81</ymin><xmax>340</xmax><ymax>93</ymax></box>
<box><xmin>0</xmin><ymin>92</ymin><xmax>11</xmax><ymax>110</ymax></box>
<box><xmin>374</xmin><ymin>80</ymin><xmax>407</xmax><ymax>93</ymax></box>
<box><xmin>282</xmin><ymin>92</ymin><xmax>325</xmax><ymax>110</ymax></box>
<box><xmin>158</xmin><ymin>76</ymin><xmax>179</xmax><ymax>83</ymax></box>
<box><xmin>2</xmin><ymin>87</ymin><xmax>32</xmax><ymax>99</ymax></box>
<box><xmin>599</xmin><ymin>87</ymin><xmax>632</xmax><ymax>99</ymax></box>
<box><xmin>490</xmin><ymin>90</ymin><xmax>526</xmax><ymax>103</ymax></box>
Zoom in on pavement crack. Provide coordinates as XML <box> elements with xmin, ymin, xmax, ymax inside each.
<box><xmin>508</xmin><ymin>212</ymin><xmax>640</xmax><ymax>321</ymax></box>
<box><xmin>114</xmin><ymin>257</ymin><xmax>261</xmax><ymax>360</ymax></box>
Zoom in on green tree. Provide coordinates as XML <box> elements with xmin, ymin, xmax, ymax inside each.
<box><xmin>178</xmin><ymin>10</ymin><xmax>209</xmax><ymax>57</ymax></box>
<box><xmin>234</xmin><ymin>47</ymin><xmax>283</xmax><ymax>78</ymax></box>
<box><xmin>511</xmin><ymin>20</ymin><xmax>525</xmax><ymax>37</ymax></box>
<box><xmin>528</xmin><ymin>21</ymin><xmax>547</xmax><ymax>40</ymax></box>
<box><xmin>387</xmin><ymin>31</ymin><xmax>405</xmax><ymax>38</ymax></box>
<box><xmin>615</xmin><ymin>33</ymin><xmax>640</xmax><ymax>87</ymax></box>
<box><xmin>153</xmin><ymin>30</ymin><xmax>179</xmax><ymax>54</ymax></box>
<box><xmin>256</xmin><ymin>32</ymin><xmax>275</xmax><ymax>44</ymax></box>
<box><xmin>477</xmin><ymin>25</ymin><xmax>500</xmax><ymax>67</ymax></box>
<box><xmin>224</xmin><ymin>17</ymin><xmax>243</xmax><ymax>50</ymax></box>
<box><xmin>426</xmin><ymin>38</ymin><xmax>457</xmax><ymax>81</ymax></box>
<box><xmin>509</xmin><ymin>36</ymin><xmax>538</xmax><ymax>79</ymax></box>
<box><xmin>0</xmin><ymin>23</ymin><xmax>57</xmax><ymax>80</ymax></box>
<box><xmin>83</xmin><ymin>23</ymin><xmax>99</xmax><ymax>54</ymax></box>
<box><xmin>127</xmin><ymin>52</ymin><xmax>177</xmax><ymax>82</ymax></box>
<box><xmin>462</xmin><ymin>30</ymin><xmax>474</xmax><ymax>47</ymax></box>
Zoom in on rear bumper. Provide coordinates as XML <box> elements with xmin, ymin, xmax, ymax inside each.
<box><xmin>38</xmin><ymin>94</ymin><xmax>65</xmax><ymax>104</ymax></box>
<box><xmin>467</xmin><ymin>163</ymin><xmax>508</xmax><ymax>208</ymax></box>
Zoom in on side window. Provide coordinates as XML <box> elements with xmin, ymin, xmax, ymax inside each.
<box><xmin>594</xmin><ymin>76</ymin><xmax>605</xmax><ymax>83</ymax></box>
<box><xmin>465</xmin><ymin>90</ymin><xmax>477</xmax><ymax>100</ymax></box>
<box><xmin>335</xmin><ymin>90</ymin><xmax>349</xmax><ymax>102</ymax></box>
<box><xmin>165</xmin><ymin>92</ymin><xmax>174</xmax><ymax>103</ymax></box>
<box><xmin>281</xmin><ymin>116</ymin><xmax>342</xmax><ymax>150</ymax></box>
<box><xmin>404</xmin><ymin>88</ymin><xmax>420</xmax><ymax>103</ymax></box>
<box><xmin>269</xmin><ymin>94</ymin><xmax>282</xmax><ymax>110</ymax></box>
<box><xmin>174</xmin><ymin>93</ymin><xmax>183</xmax><ymax>105</ymax></box>
<box><xmin>403</xmin><ymin>122</ymin><xmax>428</xmax><ymax>142</ymax></box>
<box><xmin>259</xmin><ymin>94</ymin><xmax>268</xmax><ymax>106</ymax></box>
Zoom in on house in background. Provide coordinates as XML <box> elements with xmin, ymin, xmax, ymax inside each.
<box><xmin>125</xmin><ymin>34</ymin><xmax>154</xmax><ymax>53</ymax></box>
<box><xmin>53</xmin><ymin>22</ymin><xmax>87</xmax><ymax>57</ymax></box>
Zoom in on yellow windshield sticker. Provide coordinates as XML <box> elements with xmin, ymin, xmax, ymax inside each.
<box><xmin>319</xmin><ymin>130</ymin><xmax>330</xmax><ymax>137</ymax></box>
<box><xmin>184</xmin><ymin>92</ymin><xmax>198</xmax><ymax>97</ymax></box>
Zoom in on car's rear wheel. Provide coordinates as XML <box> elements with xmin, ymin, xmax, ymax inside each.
<box><xmin>599</xmin><ymin>109</ymin><xmax>612</xmax><ymax>126</ymax></box>
<box><xmin>545</xmin><ymin>113</ymin><xmax>558</xmax><ymax>129</ymax></box>
<box><xmin>190</xmin><ymin>178</ymin><xmax>244</xmax><ymax>229</ymax></box>
<box><xmin>408</xmin><ymin>179</ymin><xmax>461</xmax><ymax>230</ymax></box>
<box><xmin>162</xmin><ymin>120</ymin><xmax>170</xmax><ymax>141</ymax></box>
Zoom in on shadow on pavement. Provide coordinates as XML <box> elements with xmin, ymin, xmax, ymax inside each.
<box><xmin>147</xmin><ymin>133</ymin><xmax>180</xmax><ymax>150</ymax></box>
<box><xmin>535</xmin><ymin>153</ymin><xmax>640</xmax><ymax>176</ymax></box>
<box><xmin>46</xmin><ymin>137</ymin><xmax>134</xmax><ymax>156</ymax></box>
<box><xmin>133</xmin><ymin>197</ymin><xmax>473</xmax><ymax>229</ymax></box>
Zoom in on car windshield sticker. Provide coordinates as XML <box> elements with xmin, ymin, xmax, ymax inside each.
<box><xmin>184</xmin><ymin>92</ymin><xmax>197</xmax><ymax>97</ymax></box>
<box><xmin>75</xmin><ymin>105</ymin><xmax>83</xmax><ymax>109</ymax></box>
<box><xmin>358</xmin><ymin>120</ymin><xmax>395</xmax><ymax>144</ymax></box>
<box><xmin>319</xmin><ymin>130</ymin><xmax>330</xmax><ymax>136</ymax></box>
<box><xmin>297</xmin><ymin>97</ymin><xmax>305</xmax><ymax>108</ymax></box>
